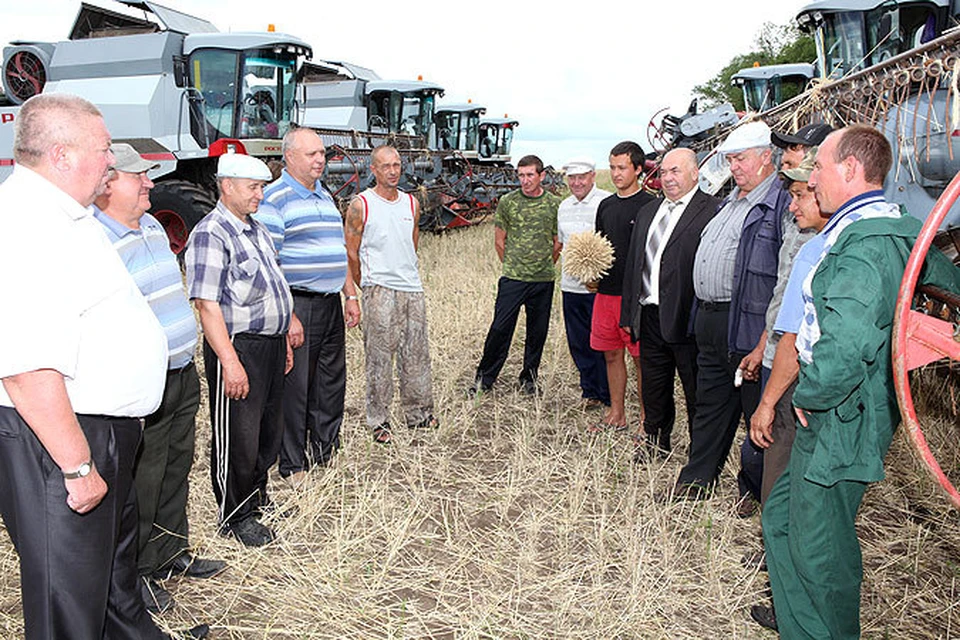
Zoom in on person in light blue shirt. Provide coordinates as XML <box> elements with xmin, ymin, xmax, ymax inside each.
<box><xmin>255</xmin><ymin>128</ymin><xmax>360</xmax><ymax>482</ymax></box>
<box><xmin>95</xmin><ymin>144</ymin><xmax>224</xmax><ymax>619</ymax></box>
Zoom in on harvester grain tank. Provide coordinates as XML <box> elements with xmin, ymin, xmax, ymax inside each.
<box><xmin>0</xmin><ymin>0</ymin><xmax>312</xmax><ymax>253</ymax></box>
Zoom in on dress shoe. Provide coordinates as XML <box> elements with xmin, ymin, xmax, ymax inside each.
<box><xmin>736</xmin><ymin>494</ymin><xmax>760</xmax><ymax>518</ymax></box>
<box><xmin>467</xmin><ymin>378</ymin><xmax>491</xmax><ymax>397</ymax></box>
<box><xmin>740</xmin><ymin>550</ymin><xmax>767</xmax><ymax>572</ymax></box>
<box><xmin>156</xmin><ymin>553</ymin><xmax>227</xmax><ymax>580</ymax></box>
<box><xmin>141</xmin><ymin>577</ymin><xmax>174</xmax><ymax>614</ymax></box>
<box><xmin>519</xmin><ymin>378</ymin><xmax>541</xmax><ymax>397</ymax></box>
<box><xmin>222</xmin><ymin>517</ymin><xmax>276</xmax><ymax>547</ymax></box>
<box><xmin>750</xmin><ymin>604</ymin><xmax>778</xmax><ymax>631</ymax></box>
<box><xmin>673</xmin><ymin>482</ymin><xmax>710</xmax><ymax>501</ymax></box>
<box><xmin>168</xmin><ymin>624</ymin><xmax>210</xmax><ymax>639</ymax></box>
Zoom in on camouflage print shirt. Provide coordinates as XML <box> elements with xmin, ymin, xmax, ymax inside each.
<box><xmin>495</xmin><ymin>189</ymin><xmax>561</xmax><ymax>282</ymax></box>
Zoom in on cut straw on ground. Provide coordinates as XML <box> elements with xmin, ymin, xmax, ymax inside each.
<box><xmin>0</xmin><ymin>224</ymin><xmax>957</xmax><ymax>639</ymax></box>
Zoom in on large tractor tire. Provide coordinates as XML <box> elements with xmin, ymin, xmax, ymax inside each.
<box><xmin>149</xmin><ymin>180</ymin><xmax>217</xmax><ymax>255</ymax></box>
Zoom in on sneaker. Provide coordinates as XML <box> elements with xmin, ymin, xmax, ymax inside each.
<box><xmin>141</xmin><ymin>576</ymin><xmax>174</xmax><ymax>614</ymax></box>
<box><xmin>223</xmin><ymin>517</ymin><xmax>275</xmax><ymax>547</ymax></box>
<box><xmin>750</xmin><ymin>604</ymin><xmax>778</xmax><ymax>631</ymax></box>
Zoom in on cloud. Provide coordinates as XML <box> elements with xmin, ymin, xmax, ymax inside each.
<box><xmin>1</xmin><ymin>0</ymin><xmax>804</xmax><ymax>165</ymax></box>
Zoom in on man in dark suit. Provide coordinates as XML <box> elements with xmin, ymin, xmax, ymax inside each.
<box><xmin>621</xmin><ymin>148</ymin><xmax>720</xmax><ymax>458</ymax></box>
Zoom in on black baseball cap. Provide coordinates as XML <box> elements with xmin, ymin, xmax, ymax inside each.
<box><xmin>771</xmin><ymin>123</ymin><xmax>833</xmax><ymax>149</ymax></box>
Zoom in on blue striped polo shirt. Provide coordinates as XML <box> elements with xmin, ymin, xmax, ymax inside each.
<box><xmin>255</xmin><ymin>170</ymin><xmax>348</xmax><ymax>294</ymax></box>
<box><xmin>95</xmin><ymin>209</ymin><xmax>198</xmax><ymax>370</ymax></box>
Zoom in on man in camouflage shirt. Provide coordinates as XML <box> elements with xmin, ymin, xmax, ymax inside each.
<box><xmin>471</xmin><ymin>155</ymin><xmax>561</xmax><ymax>396</ymax></box>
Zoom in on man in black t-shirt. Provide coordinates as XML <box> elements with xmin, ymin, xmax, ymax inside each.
<box><xmin>590</xmin><ymin>141</ymin><xmax>655</xmax><ymax>431</ymax></box>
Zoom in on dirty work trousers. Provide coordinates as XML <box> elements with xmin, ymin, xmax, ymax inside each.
<box><xmin>362</xmin><ymin>285</ymin><xmax>434</xmax><ymax>428</ymax></box>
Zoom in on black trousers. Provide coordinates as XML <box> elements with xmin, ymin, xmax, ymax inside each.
<box><xmin>204</xmin><ymin>333</ymin><xmax>285</xmax><ymax>526</ymax></box>
<box><xmin>279</xmin><ymin>293</ymin><xmax>346</xmax><ymax>476</ymax></box>
<box><xmin>475</xmin><ymin>277</ymin><xmax>553</xmax><ymax>388</ymax></box>
<box><xmin>561</xmin><ymin>291</ymin><xmax>610</xmax><ymax>404</ymax></box>
<box><xmin>0</xmin><ymin>407</ymin><xmax>165</xmax><ymax>640</ymax></box>
<box><xmin>677</xmin><ymin>302</ymin><xmax>761</xmax><ymax>490</ymax></box>
<box><xmin>135</xmin><ymin>362</ymin><xmax>200</xmax><ymax>576</ymax></box>
<box><xmin>638</xmin><ymin>304</ymin><xmax>698</xmax><ymax>449</ymax></box>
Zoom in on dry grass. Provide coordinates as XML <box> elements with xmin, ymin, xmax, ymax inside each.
<box><xmin>1</xmin><ymin>225</ymin><xmax>959</xmax><ymax>639</ymax></box>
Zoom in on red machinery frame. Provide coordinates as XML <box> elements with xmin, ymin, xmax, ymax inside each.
<box><xmin>892</xmin><ymin>172</ymin><xmax>960</xmax><ymax>508</ymax></box>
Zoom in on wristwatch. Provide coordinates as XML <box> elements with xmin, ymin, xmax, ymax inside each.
<box><xmin>63</xmin><ymin>460</ymin><xmax>93</xmax><ymax>480</ymax></box>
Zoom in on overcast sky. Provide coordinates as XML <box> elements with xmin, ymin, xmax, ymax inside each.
<box><xmin>2</xmin><ymin>0</ymin><xmax>806</xmax><ymax>167</ymax></box>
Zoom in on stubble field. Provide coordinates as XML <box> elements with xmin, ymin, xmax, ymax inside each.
<box><xmin>0</xmin><ymin>221</ymin><xmax>959</xmax><ymax>639</ymax></box>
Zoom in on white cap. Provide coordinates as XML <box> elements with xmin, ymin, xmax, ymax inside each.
<box><xmin>217</xmin><ymin>153</ymin><xmax>272</xmax><ymax>181</ymax></box>
<box><xmin>563</xmin><ymin>157</ymin><xmax>596</xmax><ymax>175</ymax></box>
<box><xmin>717</xmin><ymin>121</ymin><xmax>772</xmax><ymax>155</ymax></box>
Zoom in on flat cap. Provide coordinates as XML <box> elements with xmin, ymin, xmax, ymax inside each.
<box><xmin>717</xmin><ymin>121</ymin><xmax>772</xmax><ymax>155</ymax></box>
<box><xmin>217</xmin><ymin>153</ymin><xmax>272</xmax><ymax>181</ymax></box>
<box><xmin>111</xmin><ymin>143</ymin><xmax>160</xmax><ymax>173</ymax></box>
<box><xmin>563</xmin><ymin>157</ymin><xmax>596</xmax><ymax>175</ymax></box>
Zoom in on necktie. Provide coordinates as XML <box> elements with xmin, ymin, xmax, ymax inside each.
<box><xmin>640</xmin><ymin>200</ymin><xmax>679</xmax><ymax>300</ymax></box>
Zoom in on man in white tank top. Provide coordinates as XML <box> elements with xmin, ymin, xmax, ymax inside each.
<box><xmin>344</xmin><ymin>146</ymin><xmax>437</xmax><ymax>444</ymax></box>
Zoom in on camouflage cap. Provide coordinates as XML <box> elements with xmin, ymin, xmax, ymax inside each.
<box><xmin>780</xmin><ymin>146</ymin><xmax>817</xmax><ymax>183</ymax></box>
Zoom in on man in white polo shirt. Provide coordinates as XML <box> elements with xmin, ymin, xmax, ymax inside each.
<box><xmin>0</xmin><ymin>94</ymin><xmax>207</xmax><ymax>639</ymax></box>
<box><xmin>557</xmin><ymin>157</ymin><xmax>611</xmax><ymax>409</ymax></box>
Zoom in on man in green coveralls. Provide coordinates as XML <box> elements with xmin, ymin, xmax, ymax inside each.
<box><xmin>762</xmin><ymin>124</ymin><xmax>960</xmax><ymax>639</ymax></box>
<box><xmin>471</xmin><ymin>155</ymin><xmax>561</xmax><ymax>396</ymax></box>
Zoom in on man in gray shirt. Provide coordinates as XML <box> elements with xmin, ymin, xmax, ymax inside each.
<box><xmin>675</xmin><ymin>121</ymin><xmax>789</xmax><ymax>508</ymax></box>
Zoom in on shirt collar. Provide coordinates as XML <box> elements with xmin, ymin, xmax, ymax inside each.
<box><xmin>93</xmin><ymin>205</ymin><xmax>141</xmax><ymax>238</ymax></box>
<box><xmin>280</xmin><ymin>169</ymin><xmax>325</xmax><ymax>200</ymax></box>
<box><xmin>741</xmin><ymin>172</ymin><xmax>778</xmax><ymax>208</ymax></box>
<box><xmin>215</xmin><ymin>200</ymin><xmax>252</xmax><ymax>234</ymax></box>
<box><xmin>15</xmin><ymin>164</ymin><xmax>94</xmax><ymax>222</ymax></box>
<box><xmin>821</xmin><ymin>190</ymin><xmax>886</xmax><ymax>235</ymax></box>
<box><xmin>572</xmin><ymin>185</ymin><xmax>601</xmax><ymax>204</ymax></box>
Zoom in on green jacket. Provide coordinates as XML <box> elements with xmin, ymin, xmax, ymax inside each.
<box><xmin>793</xmin><ymin>214</ymin><xmax>960</xmax><ymax>487</ymax></box>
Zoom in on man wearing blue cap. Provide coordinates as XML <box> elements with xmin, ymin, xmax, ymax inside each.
<box><xmin>185</xmin><ymin>153</ymin><xmax>294</xmax><ymax>547</ymax></box>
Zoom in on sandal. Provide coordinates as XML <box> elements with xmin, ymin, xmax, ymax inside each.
<box><xmin>409</xmin><ymin>414</ymin><xmax>440</xmax><ymax>430</ymax></box>
<box><xmin>372</xmin><ymin>423</ymin><xmax>392</xmax><ymax>445</ymax></box>
<box><xmin>587</xmin><ymin>420</ymin><xmax>628</xmax><ymax>434</ymax></box>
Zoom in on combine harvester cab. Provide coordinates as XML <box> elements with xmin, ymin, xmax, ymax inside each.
<box><xmin>297</xmin><ymin>67</ymin><xmax>445</xmax><ymax>218</ymax></box>
<box><xmin>732</xmin><ymin>63</ymin><xmax>816</xmax><ymax>112</ymax></box>
<box><xmin>0</xmin><ymin>0</ymin><xmax>312</xmax><ymax>254</ymax></box>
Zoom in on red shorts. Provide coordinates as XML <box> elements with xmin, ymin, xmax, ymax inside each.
<box><xmin>590</xmin><ymin>293</ymin><xmax>639</xmax><ymax>356</ymax></box>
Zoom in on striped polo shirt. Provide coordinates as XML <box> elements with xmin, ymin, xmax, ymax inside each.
<box><xmin>255</xmin><ymin>170</ymin><xmax>348</xmax><ymax>294</ymax></box>
<box><xmin>95</xmin><ymin>209</ymin><xmax>198</xmax><ymax>370</ymax></box>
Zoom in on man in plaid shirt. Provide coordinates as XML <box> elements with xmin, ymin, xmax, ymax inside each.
<box><xmin>185</xmin><ymin>153</ymin><xmax>293</xmax><ymax>548</ymax></box>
